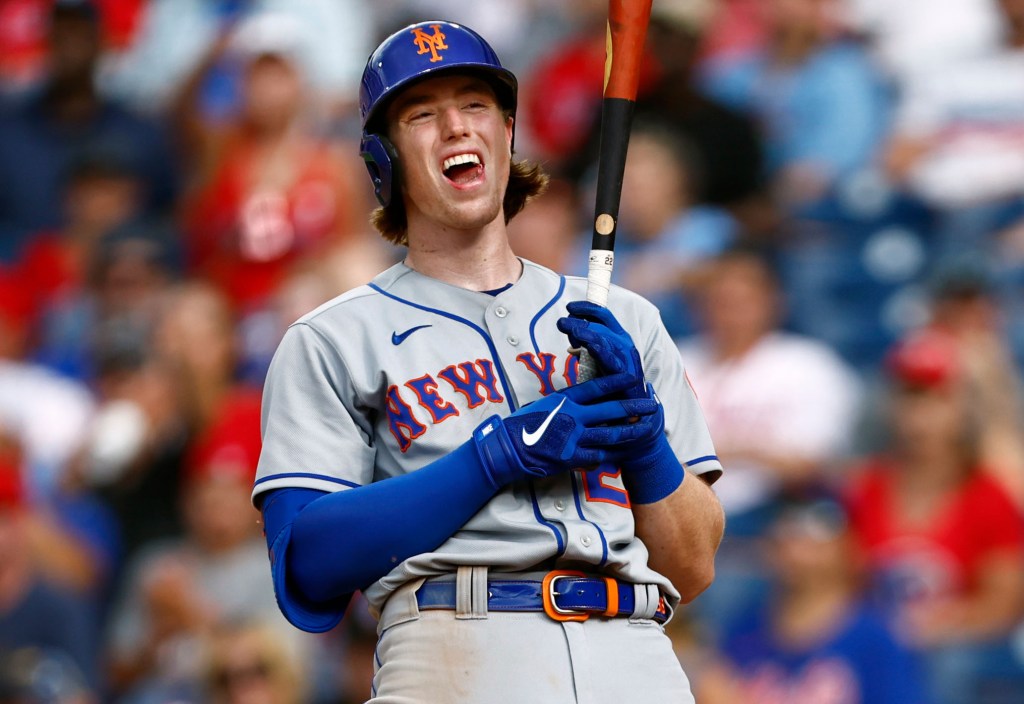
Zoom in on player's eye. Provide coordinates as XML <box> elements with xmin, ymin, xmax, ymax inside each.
<box><xmin>405</xmin><ymin>109</ymin><xmax>434</xmax><ymax>123</ymax></box>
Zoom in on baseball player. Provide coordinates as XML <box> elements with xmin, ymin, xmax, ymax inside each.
<box><xmin>254</xmin><ymin>20</ymin><xmax>725</xmax><ymax>704</ymax></box>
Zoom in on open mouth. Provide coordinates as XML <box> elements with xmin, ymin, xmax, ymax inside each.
<box><xmin>442</xmin><ymin>152</ymin><xmax>484</xmax><ymax>186</ymax></box>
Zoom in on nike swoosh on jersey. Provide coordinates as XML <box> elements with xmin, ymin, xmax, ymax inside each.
<box><xmin>522</xmin><ymin>397</ymin><xmax>566</xmax><ymax>446</ymax></box>
<box><xmin>391</xmin><ymin>325</ymin><xmax>432</xmax><ymax>346</ymax></box>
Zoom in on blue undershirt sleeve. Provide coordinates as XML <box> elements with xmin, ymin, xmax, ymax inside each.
<box><xmin>259</xmin><ymin>439</ymin><xmax>499</xmax><ymax>632</ymax></box>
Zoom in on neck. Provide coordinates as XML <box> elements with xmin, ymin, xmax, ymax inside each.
<box><xmin>405</xmin><ymin>218</ymin><xmax>522</xmax><ymax>291</ymax></box>
<box><xmin>896</xmin><ymin>448</ymin><xmax>966</xmax><ymax>489</ymax></box>
<box><xmin>246</xmin><ymin>116</ymin><xmax>296</xmax><ymax>144</ymax></box>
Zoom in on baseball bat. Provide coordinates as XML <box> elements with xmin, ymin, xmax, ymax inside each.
<box><xmin>577</xmin><ymin>0</ymin><xmax>653</xmax><ymax>383</ymax></box>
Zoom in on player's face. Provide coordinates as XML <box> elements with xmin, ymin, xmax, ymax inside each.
<box><xmin>387</xmin><ymin>74</ymin><xmax>514</xmax><ymax>235</ymax></box>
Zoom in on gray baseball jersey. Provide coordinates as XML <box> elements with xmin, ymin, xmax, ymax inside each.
<box><xmin>253</xmin><ymin>258</ymin><xmax>722</xmax><ymax>615</ymax></box>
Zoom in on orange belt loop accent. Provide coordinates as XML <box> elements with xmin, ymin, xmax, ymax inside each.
<box><xmin>602</xmin><ymin>577</ymin><xmax>620</xmax><ymax>617</ymax></box>
<box><xmin>542</xmin><ymin>570</ymin><xmax>589</xmax><ymax>622</ymax></box>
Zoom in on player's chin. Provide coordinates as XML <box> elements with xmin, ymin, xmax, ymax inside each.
<box><xmin>444</xmin><ymin>198</ymin><xmax>504</xmax><ymax>231</ymax></box>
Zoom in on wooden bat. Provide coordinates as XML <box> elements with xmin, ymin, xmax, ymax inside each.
<box><xmin>577</xmin><ymin>0</ymin><xmax>653</xmax><ymax>382</ymax></box>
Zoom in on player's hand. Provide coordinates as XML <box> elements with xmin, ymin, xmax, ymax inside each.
<box><xmin>472</xmin><ymin>376</ymin><xmax>662</xmax><ymax>489</ymax></box>
<box><xmin>557</xmin><ymin>301</ymin><xmax>645</xmax><ymax>398</ymax></box>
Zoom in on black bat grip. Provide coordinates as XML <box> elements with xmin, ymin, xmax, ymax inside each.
<box><xmin>591</xmin><ymin>97</ymin><xmax>636</xmax><ymax>252</ymax></box>
<box><xmin>578</xmin><ymin>97</ymin><xmax>636</xmax><ymax>383</ymax></box>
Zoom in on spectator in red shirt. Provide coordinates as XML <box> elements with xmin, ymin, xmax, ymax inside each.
<box><xmin>845</xmin><ymin>328</ymin><xmax>1024</xmax><ymax>703</ymax></box>
<box><xmin>176</xmin><ymin>13</ymin><xmax>373</xmax><ymax>313</ymax></box>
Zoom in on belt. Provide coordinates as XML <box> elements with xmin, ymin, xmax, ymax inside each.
<box><xmin>416</xmin><ymin>570</ymin><xmax>669</xmax><ymax>623</ymax></box>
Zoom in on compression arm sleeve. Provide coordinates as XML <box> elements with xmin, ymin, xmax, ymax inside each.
<box><xmin>260</xmin><ymin>439</ymin><xmax>499</xmax><ymax>632</ymax></box>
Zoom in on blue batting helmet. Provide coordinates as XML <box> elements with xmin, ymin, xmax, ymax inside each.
<box><xmin>359</xmin><ymin>21</ymin><xmax>518</xmax><ymax>207</ymax></box>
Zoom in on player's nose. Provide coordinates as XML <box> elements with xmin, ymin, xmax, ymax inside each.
<box><xmin>439</xmin><ymin>106</ymin><xmax>470</xmax><ymax>140</ymax></box>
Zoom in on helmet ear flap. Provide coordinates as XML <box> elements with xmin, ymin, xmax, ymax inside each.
<box><xmin>360</xmin><ymin>134</ymin><xmax>400</xmax><ymax>207</ymax></box>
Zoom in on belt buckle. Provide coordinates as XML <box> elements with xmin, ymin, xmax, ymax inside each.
<box><xmin>542</xmin><ymin>570</ymin><xmax>589</xmax><ymax>622</ymax></box>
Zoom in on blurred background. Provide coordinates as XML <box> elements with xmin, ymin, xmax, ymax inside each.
<box><xmin>1</xmin><ymin>1</ymin><xmax>1023</xmax><ymax>703</ymax></box>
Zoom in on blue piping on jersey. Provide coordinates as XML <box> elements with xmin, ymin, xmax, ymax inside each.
<box><xmin>570</xmin><ymin>471</ymin><xmax>609</xmax><ymax>566</ymax></box>
<box><xmin>529</xmin><ymin>482</ymin><xmax>566</xmax><ymax>554</ymax></box>
<box><xmin>369</xmin><ymin>282</ymin><xmax>568</xmax><ymax>552</ymax></box>
<box><xmin>685</xmin><ymin>455</ymin><xmax>720</xmax><ymax>468</ymax></box>
<box><xmin>368</xmin><ymin>283</ymin><xmax>516</xmax><ymax>413</ymax></box>
<box><xmin>521</xmin><ymin>276</ymin><xmax>571</xmax><ymax>553</ymax></box>
<box><xmin>254</xmin><ymin>473</ymin><xmax>361</xmax><ymax>489</ymax></box>
<box><xmin>528</xmin><ymin>275</ymin><xmax>566</xmax><ymax>355</ymax></box>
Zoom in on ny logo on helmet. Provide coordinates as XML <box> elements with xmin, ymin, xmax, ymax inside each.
<box><xmin>411</xmin><ymin>24</ymin><xmax>448</xmax><ymax>63</ymax></box>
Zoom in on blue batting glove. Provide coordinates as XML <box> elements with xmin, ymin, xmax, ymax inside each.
<box><xmin>472</xmin><ymin>374</ymin><xmax>662</xmax><ymax>489</ymax></box>
<box><xmin>557</xmin><ymin>301</ymin><xmax>646</xmax><ymax>398</ymax></box>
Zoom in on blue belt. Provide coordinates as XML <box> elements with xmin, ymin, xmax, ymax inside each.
<box><xmin>416</xmin><ymin>570</ymin><xmax>669</xmax><ymax>623</ymax></box>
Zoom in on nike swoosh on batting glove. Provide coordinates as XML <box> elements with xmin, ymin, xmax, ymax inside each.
<box><xmin>472</xmin><ymin>374</ymin><xmax>661</xmax><ymax>489</ymax></box>
<box><xmin>557</xmin><ymin>301</ymin><xmax>646</xmax><ymax>399</ymax></box>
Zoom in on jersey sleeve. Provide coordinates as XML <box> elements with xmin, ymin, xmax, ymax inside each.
<box><xmin>253</xmin><ymin>322</ymin><xmax>376</xmax><ymax>504</ymax></box>
<box><xmin>641</xmin><ymin>306</ymin><xmax>723</xmax><ymax>483</ymax></box>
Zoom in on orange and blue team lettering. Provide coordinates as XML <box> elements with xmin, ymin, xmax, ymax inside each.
<box><xmin>516</xmin><ymin>352</ymin><xmax>558</xmax><ymax>396</ymax></box>
<box><xmin>581</xmin><ymin>468</ymin><xmax>631</xmax><ymax>508</ymax></box>
<box><xmin>385</xmin><ymin>385</ymin><xmax>427</xmax><ymax>450</ymax></box>
<box><xmin>406</xmin><ymin>374</ymin><xmax>460</xmax><ymax>424</ymax></box>
<box><xmin>385</xmin><ymin>353</ymin><xmax>579</xmax><ymax>452</ymax></box>
<box><xmin>437</xmin><ymin>360</ymin><xmax>505</xmax><ymax>409</ymax></box>
<box><xmin>384</xmin><ymin>351</ymin><xmax>631</xmax><ymax>507</ymax></box>
<box><xmin>411</xmin><ymin>24</ymin><xmax>448</xmax><ymax>63</ymax></box>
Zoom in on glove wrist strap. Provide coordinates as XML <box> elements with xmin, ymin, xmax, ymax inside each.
<box><xmin>473</xmin><ymin>415</ymin><xmax>530</xmax><ymax>489</ymax></box>
<box><xmin>622</xmin><ymin>435</ymin><xmax>684</xmax><ymax>504</ymax></box>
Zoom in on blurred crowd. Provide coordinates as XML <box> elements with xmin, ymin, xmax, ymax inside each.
<box><xmin>1</xmin><ymin>1</ymin><xmax>1023</xmax><ymax>703</ymax></box>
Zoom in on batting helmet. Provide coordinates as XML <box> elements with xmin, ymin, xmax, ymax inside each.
<box><xmin>359</xmin><ymin>21</ymin><xmax>518</xmax><ymax>207</ymax></box>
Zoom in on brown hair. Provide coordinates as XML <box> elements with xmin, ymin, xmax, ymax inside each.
<box><xmin>371</xmin><ymin>157</ymin><xmax>549</xmax><ymax>246</ymax></box>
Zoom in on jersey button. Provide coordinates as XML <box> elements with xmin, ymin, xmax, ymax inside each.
<box><xmin>580</xmin><ymin>535</ymin><xmax>593</xmax><ymax>547</ymax></box>
<box><xmin>506</xmin><ymin>335</ymin><xmax>519</xmax><ymax>346</ymax></box>
<box><xmin>554</xmin><ymin>500</ymin><xmax>566</xmax><ymax>512</ymax></box>
<box><xmin>495</xmin><ymin>306</ymin><xmax>508</xmax><ymax>318</ymax></box>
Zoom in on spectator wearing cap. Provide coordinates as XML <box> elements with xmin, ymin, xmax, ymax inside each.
<box><xmin>0</xmin><ymin>0</ymin><xmax>178</xmax><ymax>263</ymax></box>
<box><xmin>845</xmin><ymin>329</ymin><xmax>1024</xmax><ymax>703</ymax></box>
<box><xmin>925</xmin><ymin>259</ymin><xmax>1024</xmax><ymax>510</ymax></box>
<box><xmin>696</xmin><ymin>492</ymin><xmax>928</xmax><ymax>704</ymax></box>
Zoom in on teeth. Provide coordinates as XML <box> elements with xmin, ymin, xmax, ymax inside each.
<box><xmin>443</xmin><ymin>153</ymin><xmax>481</xmax><ymax>171</ymax></box>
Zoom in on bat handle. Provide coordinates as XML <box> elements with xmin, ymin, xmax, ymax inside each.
<box><xmin>576</xmin><ymin>246</ymin><xmax>616</xmax><ymax>383</ymax></box>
